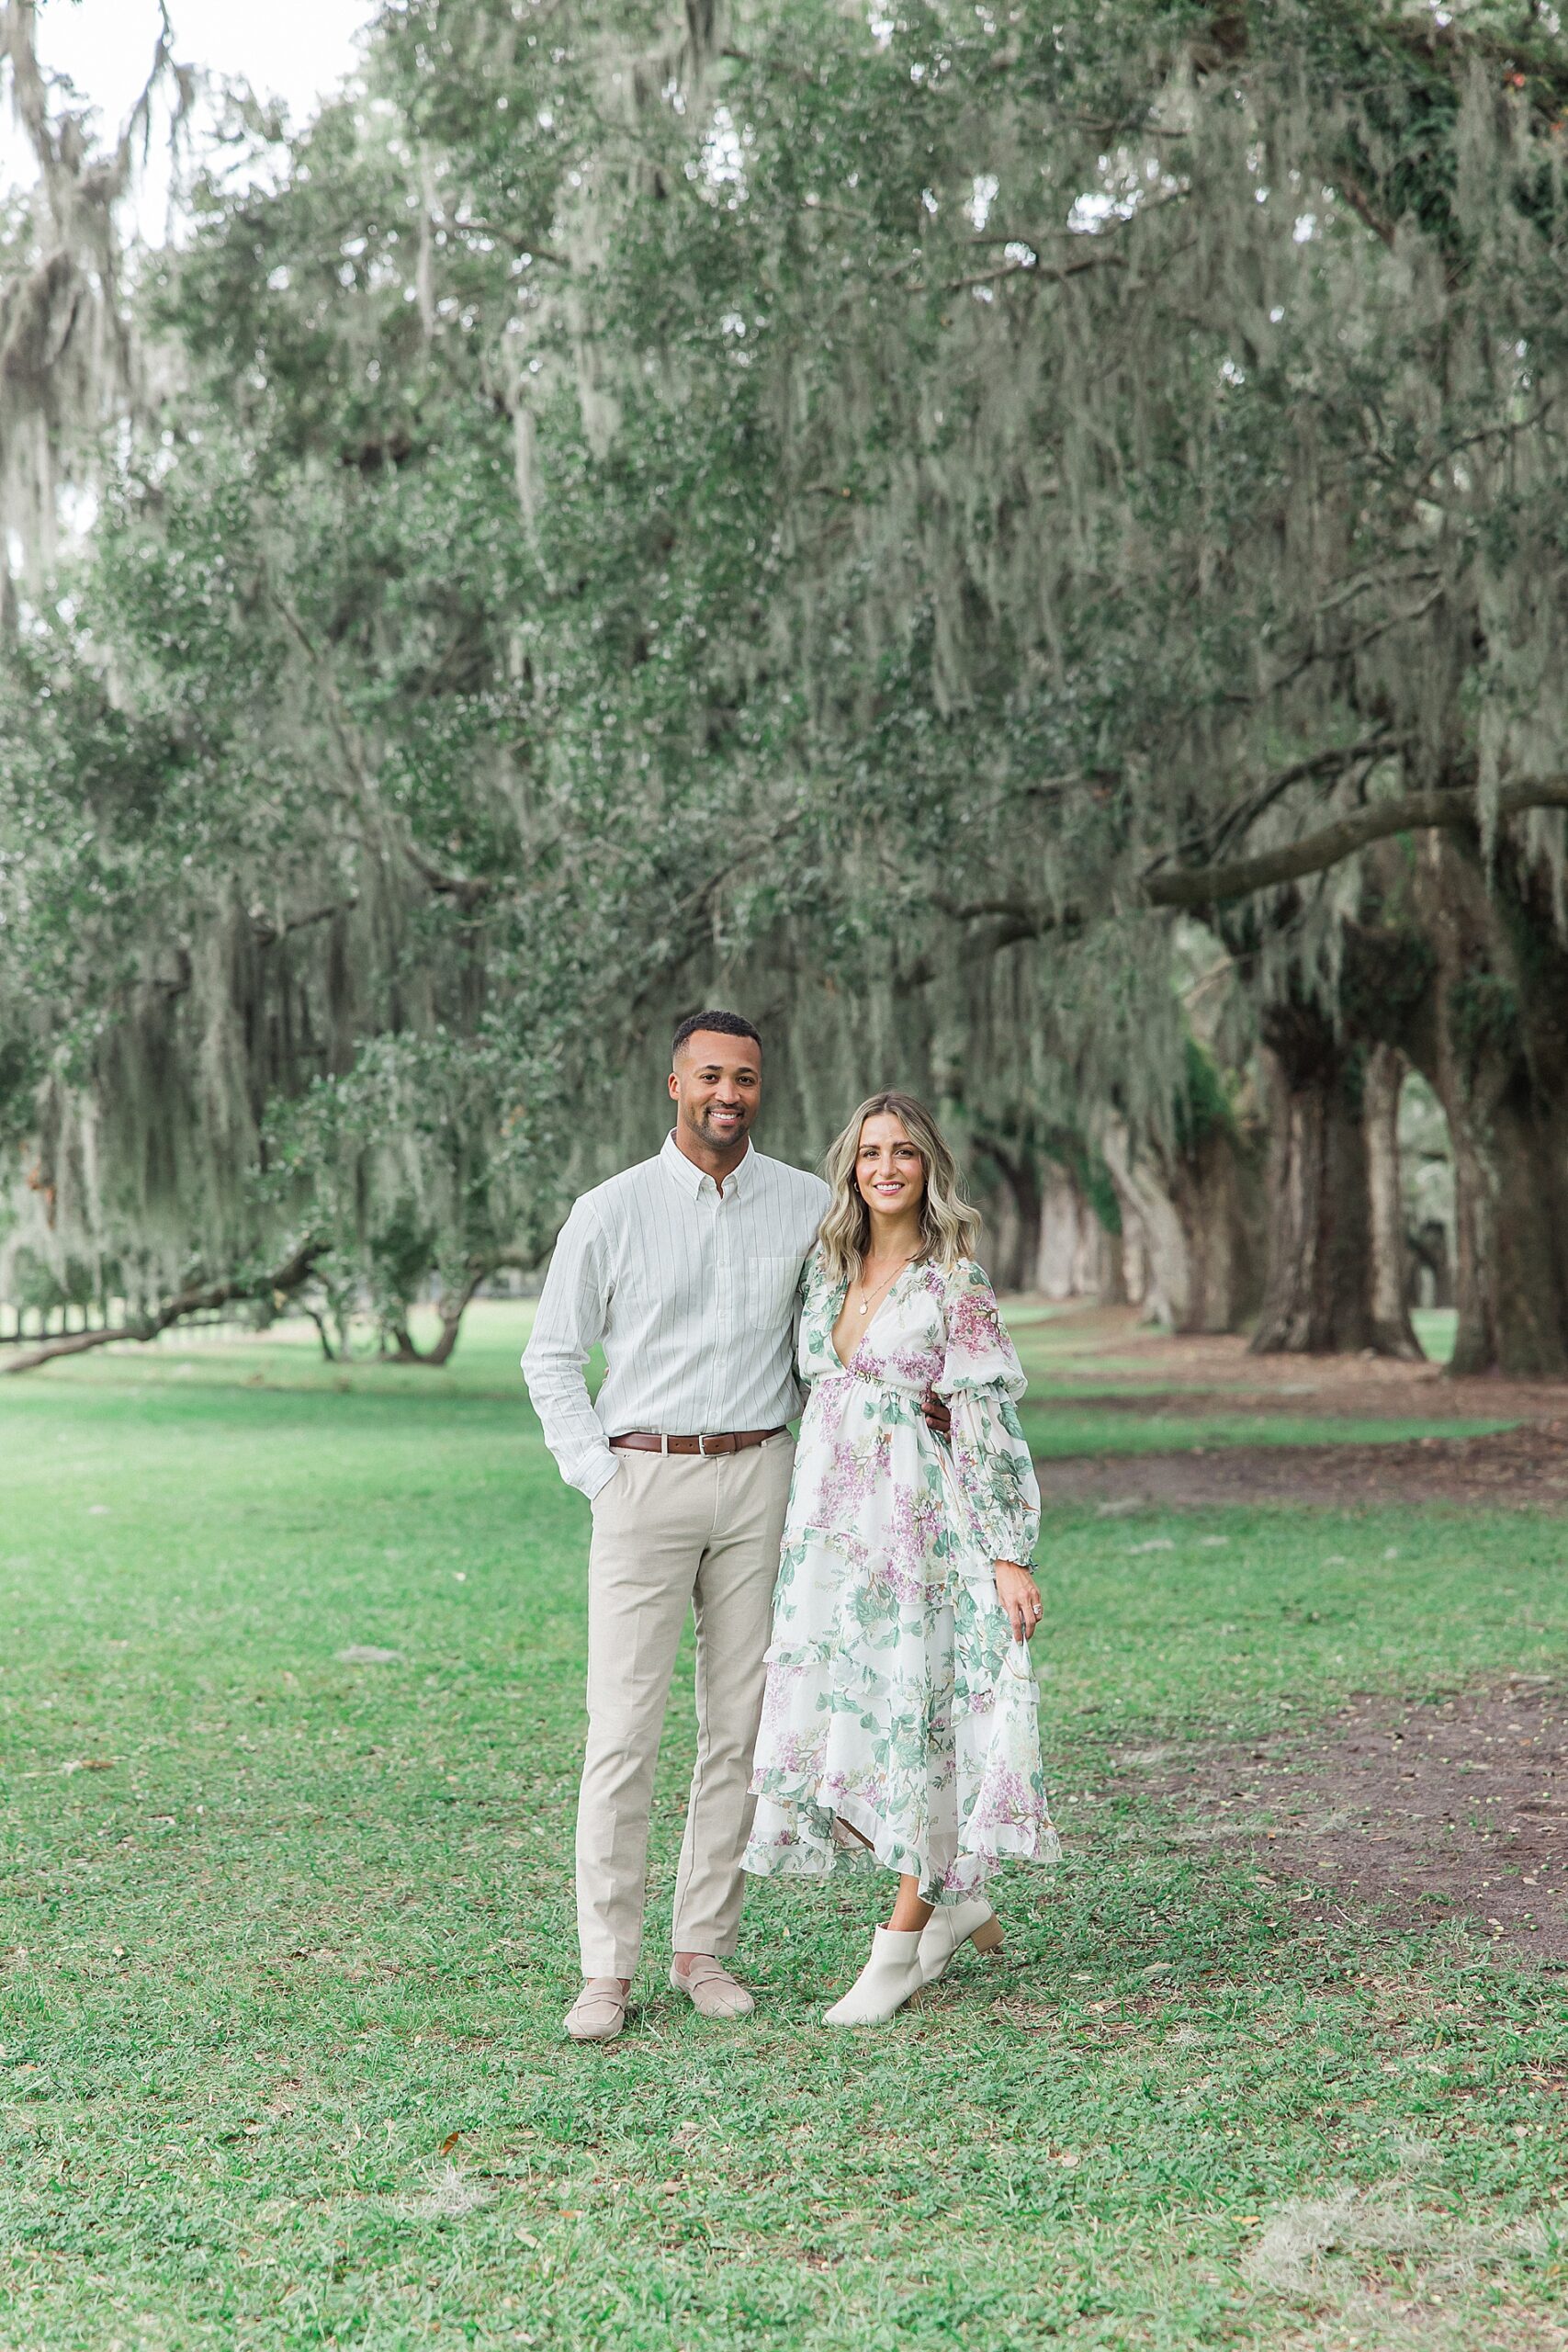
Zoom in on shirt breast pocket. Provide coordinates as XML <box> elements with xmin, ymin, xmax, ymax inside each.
<box><xmin>745</xmin><ymin>1252</ymin><xmax>805</xmax><ymax>1336</ymax></box>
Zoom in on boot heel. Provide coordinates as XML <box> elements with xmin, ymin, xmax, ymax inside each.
<box><xmin>971</xmin><ymin>1916</ymin><xmax>1005</xmax><ymax>1955</ymax></box>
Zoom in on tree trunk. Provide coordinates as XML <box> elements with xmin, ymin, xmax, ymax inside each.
<box><xmin>1251</xmin><ymin>1002</ymin><xmax>1378</xmax><ymax>1354</ymax></box>
<box><xmin>1443</xmin><ymin>1083</ymin><xmax>1568</xmax><ymax>1378</ymax></box>
<box><xmin>1403</xmin><ymin>838</ymin><xmax>1568</xmax><ymax>1379</ymax></box>
<box><xmin>301</xmin><ymin>1304</ymin><xmax>339</xmax><ymax>1361</ymax></box>
<box><xmin>1095</xmin><ymin>1114</ymin><xmax>1192</xmax><ymax>1329</ymax></box>
<box><xmin>976</xmin><ymin>1141</ymin><xmax>1043</xmax><ymax>1294</ymax></box>
<box><xmin>390</xmin><ymin>1270</ymin><xmax>482</xmax><ymax>1365</ymax></box>
<box><xmin>1118</xmin><ymin>1212</ymin><xmax>1149</xmax><ymax>1311</ymax></box>
<box><xmin>1037</xmin><ymin>1163</ymin><xmax>1117</xmax><ymax>1300</ymax></box>
<box><xmin>1096</xmin><ymin>1109</ymin><xmax>1259</xmax><ymax>1336</ymax></box>
<box><xmin>1172</xmin><ymin>1125</ymin><xmax>1262</xmax><ymax>1335</ymax></box>
<box><xmin>1406</xmin><ymin>1220</ymin><xmax>1453</xmax><ymax>1309</ymax></box>
<box><xmin>1361</xmin><ymin>1044</ymin><xmax>1423</xmax><ymax>1360</ymax></box>
<box><xmin>1035</xmin><ymin>1165</ymin><xmax>1085</xmax><ymax>1299</ymax></box>
<box><xmin>1089</xmin><ymin>1214</ymin><xmax>1126</xmax><ymax>1305</ymax></box>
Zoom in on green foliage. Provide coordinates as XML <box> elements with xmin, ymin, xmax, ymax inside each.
<box><xmin>1172</xmin><ymin>1036</ymin><xmax>1236</xmax><ymax>1155</ymax></box>
<box><xmin>1448</xmin><ymin>970</ymin><xmax>1521</xmax><ymax>1071</ymax></box>
<box><xmin>0</xmin><ymin>1033</ymin><xmax>41</xmax><ymax>1148</ymax></box>
<box><xmin>7</xmin><ymin>0</ymin><xmax>1568</xmax><ymax>1315</ymax></box>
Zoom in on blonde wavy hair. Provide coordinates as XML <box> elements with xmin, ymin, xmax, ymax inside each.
<box><xmin>817</xmin><ymin>1091</ymin><xmax>981</xmax><ymax>1285</ymax></box>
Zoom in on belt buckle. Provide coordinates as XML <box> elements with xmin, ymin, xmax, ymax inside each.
<box><xmin>697</xmin><ymin>1432</ymin><xmax>721</xmax><ymax>1455</ymax></box>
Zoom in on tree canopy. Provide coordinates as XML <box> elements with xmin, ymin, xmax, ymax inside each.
<box><xmin>5</xmin><ymin>0</ymin><xmax>1568</xmax><ymax>1368</ymax></box>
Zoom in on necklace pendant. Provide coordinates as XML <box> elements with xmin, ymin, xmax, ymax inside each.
<box><xmin>859</xmin><ymin>1301</ymin><xmax>869</xmax><ymax>1315</ymax></box>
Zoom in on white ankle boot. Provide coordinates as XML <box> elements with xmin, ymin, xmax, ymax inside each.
<box><xmin>823</xmin><ymin>1927</ymin><xmax>925</xmax><ymax>2026</ymax></box>
<box><xmin>916</xmin><ymin>1897</ymin><xmax>1005</xmax><ymax>1986</ymax></box>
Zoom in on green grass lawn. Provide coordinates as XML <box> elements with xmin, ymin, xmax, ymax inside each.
<box><xmin>3</xmin><ymin>1306</ymin><xmax>1566</xmax><ymax>2349</ymax></box>
<box><xmin>1412</xmin><ymin>1309</ymin><xmax>1460</xmax><ymax>1365</ymax></box>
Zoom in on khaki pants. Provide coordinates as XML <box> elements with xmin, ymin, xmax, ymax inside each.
<box><xmin>576</xmin><ymin>1435</ymin><xmax>795</xmax><ymax>1978</ymax></box>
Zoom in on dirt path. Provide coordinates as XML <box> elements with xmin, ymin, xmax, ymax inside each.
<box><xmin>1041</xmin><ymin>1418</ymin><xmax>1568</xmax><ymax>1512</ymax></box>
<box><xmin>1015</xmin><ymin>1308</ymin><xmax>1568</xmax><ymax>1509</ymax></box>
<box><xmin>1024</xmin><ymin>1306</ymin><xmax>1568</xmax><ymax>1422</ymax></box>
<box><xmin>1035</xmin><ymin>1313</ymin><xmax>1568</xmax><ymax>1954</ymax></box>
<box><xmin>1112</xmin><ymin>1678</ymin><xmax>1568</xmax><ymax>1965</ymax></box>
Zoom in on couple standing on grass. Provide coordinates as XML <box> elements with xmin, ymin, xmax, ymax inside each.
<box><xmin>523</xmin><ymin>1011</ymin><xmax>1057</xmax><ymax>2043</ymax></box>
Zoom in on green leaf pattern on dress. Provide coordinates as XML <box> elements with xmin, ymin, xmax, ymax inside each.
<box><xmin>742</xmin><ymin>1251</ymin><xmax>1058</xmax><ymax>1905</ymax></box>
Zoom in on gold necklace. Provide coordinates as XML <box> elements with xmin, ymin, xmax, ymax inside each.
<box><xmin>854</xmin><ymin>1256</ymin><xmax>912</xmax><ymax>1317</ymax></box>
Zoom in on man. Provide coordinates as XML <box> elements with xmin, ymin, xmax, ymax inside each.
<box><xmin>523</xmin><ymin>1011</ymin><xmax>829</xmax><ymax>2042</ymax></box>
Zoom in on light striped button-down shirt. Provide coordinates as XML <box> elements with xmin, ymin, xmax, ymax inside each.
<box><xmin>522</xmin><ymin>1132</ymin><xmax>831</xmax><ymax>1498</ymax></box>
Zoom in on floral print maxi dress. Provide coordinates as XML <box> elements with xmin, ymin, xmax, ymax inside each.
<box><xmin>742</xmin><ymin>1252</ymin><xmax>1058</xmax><ymax>1905</ymax></box>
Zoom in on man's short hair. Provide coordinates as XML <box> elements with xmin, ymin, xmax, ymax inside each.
<box><xmin>671</xmin><ymin>1009</ymin><xmax>762</xmax><ymax>1062</ymax></box>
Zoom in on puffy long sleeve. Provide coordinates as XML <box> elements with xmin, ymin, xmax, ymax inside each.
<box><xmin>935</xmin><ymin>1260</ymin><xmax>1040</xmax><ymax>1570</ymax></box>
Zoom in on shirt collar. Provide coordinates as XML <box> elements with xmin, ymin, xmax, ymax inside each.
<box><xmin>661</xmin><ymin>1130</ymin><xmax>754</xmax><ymax>1199</ymax></box>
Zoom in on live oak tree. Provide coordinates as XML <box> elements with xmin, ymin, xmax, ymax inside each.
<box><xmin>6</xmin><ymin>0</ymin><xmax>1568</xmax><ymax>1371</ymax></box>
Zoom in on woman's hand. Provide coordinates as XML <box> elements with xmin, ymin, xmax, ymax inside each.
<box><xmin>995</xmin><ymin>1560</ymin><xmax>1043</xmax><ymax>1643</ymax></box>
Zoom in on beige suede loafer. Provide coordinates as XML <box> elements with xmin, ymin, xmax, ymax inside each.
<box><xmin>565</xmin><ymin>1977</ymin><xmax>630</xmax><ymax>2043</ymax></box>
<box><xmin>669</xmin><ymin>1956</ymin><xmax>754</xmax><ymax>2019</ymax></box>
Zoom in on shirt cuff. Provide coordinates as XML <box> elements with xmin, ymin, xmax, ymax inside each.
<box><xmin>571</xmin><ymin>1448</ymin><xmax>621</xmax><ymax>1501</ymax></box>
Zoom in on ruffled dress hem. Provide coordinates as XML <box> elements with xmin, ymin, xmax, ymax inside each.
<box><xmin>743</xmin><ymin>1776</ymin><xmax>1060</xmax><ymax>1906</ymax></box>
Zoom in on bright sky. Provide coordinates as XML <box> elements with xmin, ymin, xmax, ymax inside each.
<box><xmin>6</xmin><ymin>0</ymin><xmax>377</xmax><ymax>217</ymax></box>
<box><xmin>39</xmin><ymin>0</ymin><xmax>372</xmax><ymax>131</ymax></box>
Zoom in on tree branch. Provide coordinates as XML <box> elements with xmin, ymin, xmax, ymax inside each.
<box><xmin>1147</xmin><ymin>733</ymin><xmax>1404</xmax><ymax>872</ymax></box>
<box><xmin>937</xmin><ymin>775</ymin><xmax>1568</xmax><ymax>948</ymax></box>
<box><xmin>0</xmin><ymin>1240</ymin><xmax>323</xmax><ymax>1374</ymax></box>
<box><xmin>938</xmin><ymin>250</ymin><xmax>1127</xmax><ymax>296</ymax></box>
<box><xmin>250</xmin><ymin>899</ymin><xmax>356</xmax><ymax>945</ymax></box>
<box><xmin>402</xmin><ymin>842</ymin><xmax>498</xmax><ymax>910</ymax></box>
<box><xmin>1259</xmin><ymin>583</ymin><xmax>1447</xmax><ymax>702</ymax></box>
<box><xmin>1149</xmin><ymin>777</ymin><xmax>1568</xmax><ymax>910</ymax></box>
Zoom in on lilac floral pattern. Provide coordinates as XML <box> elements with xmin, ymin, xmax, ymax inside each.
<box><xmin>742</xmin><ymin>1253</ymin><xmax>1058</xmax><ymax>1905</ymax></box>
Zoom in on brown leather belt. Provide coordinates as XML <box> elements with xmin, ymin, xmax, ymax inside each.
<box><xmin>610</xmin><ymin>1428</ymin><xmax>785</xmax><ymax>1457</ymax></box>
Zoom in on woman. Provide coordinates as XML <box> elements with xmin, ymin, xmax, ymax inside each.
<box><xmin>742</xmin><ymin>1091</ymin><xmax>1057</xmax><ymax>2025</ymax></box>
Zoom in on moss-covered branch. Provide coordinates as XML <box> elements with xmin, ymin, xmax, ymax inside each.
<box><xmin>0</xmin><ymin>1242</ymin><xmax>323</xmax><ymax>1376</ymax></box>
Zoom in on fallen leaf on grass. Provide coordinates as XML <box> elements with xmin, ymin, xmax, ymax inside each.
<box><xmin>62</xmin><ymin>1758</ymin><xmax>116</xmax><ymax>1773</ymax></box>
<box><xmin>335</xmin><ymin>1646</ymin><xmax>402</xmax><ymax>1667</ymax></box>
<box><xmin>1127</xmin><ymin>1539</ymin><xmax>1175</xmax><ymax>1555</ymax></box>
<box><xmin>438</xmin><ymin>2131</ymin><xmax>462</xmax><ymax>2156</ymax></box>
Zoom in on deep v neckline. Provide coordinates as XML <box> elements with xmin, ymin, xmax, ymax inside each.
<box><xmin>829</xmin><ymin>1260</ymin><xmax>914</xmax><ymax>1373</ymax></box>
